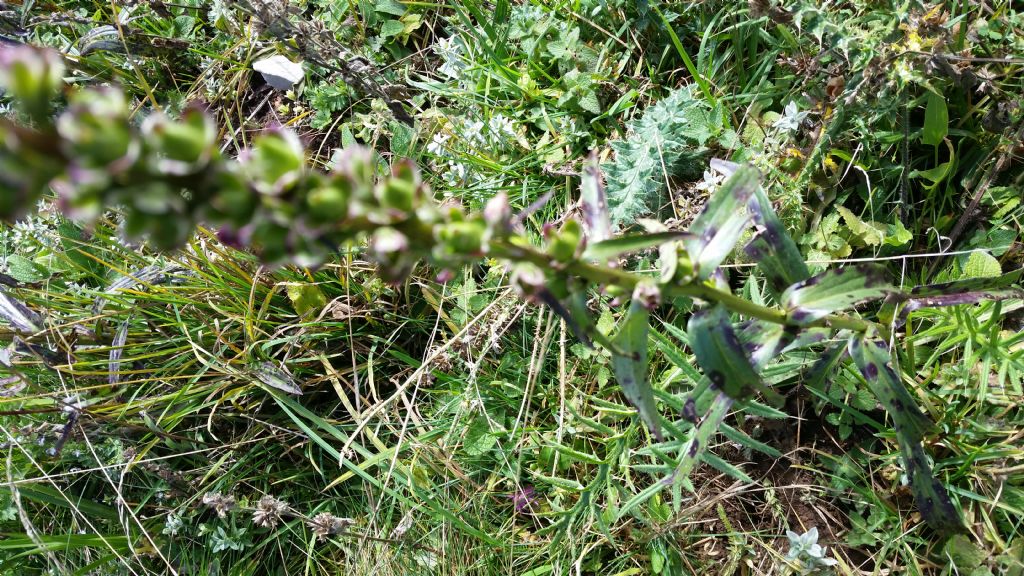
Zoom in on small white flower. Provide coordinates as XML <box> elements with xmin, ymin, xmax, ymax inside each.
<box><xmin>463</xmin><ymin>119</ymin><xmax>485</xmax><ymax>145</ymax></box>
<box><xmin>773</xmin><ymin>101</ymin><xmax>810</xmax><ymax>133</ymax></box>
<box><xmin>426</xmin><ymin>132</ymin><xmax>450</xmax><ymax>156</ymax></box>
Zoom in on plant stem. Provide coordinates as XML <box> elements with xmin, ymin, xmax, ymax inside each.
<box><xmin>490</xmin><ymin>239</ymin><xmax>881</xmax><ymax>334</ymax></box>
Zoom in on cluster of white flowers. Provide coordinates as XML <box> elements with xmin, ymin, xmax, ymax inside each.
<box><xmin>433</xmin><ymin>36</ymin><xmax>467</xmax><ymax>80</ymax></box>
<box><xmin>426</xmin><ymin>113</ymin><xmax>520</xmax><ymax>193</ymax></box>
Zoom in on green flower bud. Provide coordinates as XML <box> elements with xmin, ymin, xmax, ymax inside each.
<box><xmin>57</xmin><ymin>88</ymin><xmax>137</xmax><ymax>171</ymax></box>
<box><xmin>0</xmin><ymin>45</ymin><xmax>64</xmax><ymax>123</ymax></box>
<box><xmin>546</xmin><ymin>219</ymin><xmax>582</xmax><ymax>263</ymax></box>
<box><xmin>436</xmin><ymin>220</ymin><xmax>485</xmax><ymax>256</ymax></box>
<box><xmin>307</xmin><ymin>184</ymin><xmax>349</xmax><ymax>221</ymax></box>
<box><xmin>142</xmin><ymin>107</ymin><xmax>217</xmax><ymax>175</ymax></box>
<box><xmin>377</xmin><ymin>162</ymin><xmax>419</xmax><ymax>214</ymax></box>
<box><xmin>243</xmin><ymin>128</ymin><xmax>306</xmax><ymax>195</ymax></box>
<box><xmin>329</xmin><ymin>145</ymin><xmax>376</xmax><ymax>200</ymax></box>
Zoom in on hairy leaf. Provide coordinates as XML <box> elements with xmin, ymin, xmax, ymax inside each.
<box><xmin>687</xmin><ymin>305</ymin><xmax>782</xmax><ymax>405</ymax></box>
<box><xmin>683</xmin><ymin>165</ymin><xmax>758</xmax><ymax>279</ymax></box>
<box><xmin>604</xmin><ymin>86</ymin><xmax>721</xmax><ymax>226</ymax></box>
<box><xmin>612</xmin><ymin>291</ymin><xmax>661</xmax><ymax>440</ymax></box>
<box><xmin>782</xmin><ymin>264</ymin><xmax>893</xmax><ymax>324</ymax></box>
<box><xmin>848</xmin><ymin>336</ymin><xmax>963</xmax><ymax>534</ymax></box>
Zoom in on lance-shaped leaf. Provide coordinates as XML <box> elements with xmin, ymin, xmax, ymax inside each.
<box><xmin>782</xmin><ymin>264</ymin><xmax>893</xmax><ymax>325</ymax></box>
<box><xmin>896</xmin><ymin>288</ymin><xmax>1024</xmax><ymax>327</ymax></box>
<box><xmin>881</xmin><ymin>268</ymin><xmax>1024</xmax><ymax>327</ymax></box>
<box><xmin>738</xmin><ymin>320</ymin><xmax>795</xmax><ymax>370</ymax></box>
<box><xmin>580</xmin><ymin>152</ymin><xmax>611</xmax><ymax>244</ymax></box>
<box><xmin>92</xmin><ymin>263</ymin><xmax>187</xmax><ymax>315</ymax></box>
<box><xmin>687</xmin><ymin>305</ymin><xmax>782</xmax><ymax>405</ymax></box>
<box><xmin>583</xmin><ymin>231</ymin><xmax>693</xmax><ymax>262</ymax></box>
<box><xmin>611</xmin><ymin>286</ymin><xmax>661</xmax><ymax>440</ymax></box>
<box><xmin>252</xmin><ymin>362</ymin><xmax>303</xmax><ymax>395</ymax></box>
<box><xmin>744</xmin><ymin>185</ymin><xmax>809</xmax><ymax>293</ymax></box>
<box><xmin>0</xmin><ymin>288</ymin><xmax>43</xmax><ymax>333</ymax></box>
<box><xmin>108</xmin><ymin>316</ymin><xmax>131</xmax><ymax>386</ymax></box>
<box><xmin>617</xmin><ymin>392</ymin><xmax>734</xmax><ymax>520</ymax></box>
<box><xmin>683</xmin><ymin>165</ymin><xmax>758</xmax><ymax>279</ymax></box>
<box><xmin>848</xmin><ymin>336</ymin><xmax>963</xmax><ymax>534</ymax></box>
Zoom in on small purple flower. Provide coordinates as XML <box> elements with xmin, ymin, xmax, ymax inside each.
<box><xmin>509</xmin><ymin>485</ymin><xmax>537</xmax><ymax>513</ymax></box>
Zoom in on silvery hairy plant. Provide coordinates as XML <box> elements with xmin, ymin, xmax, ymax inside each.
<box><xmin>4</xmin><ymin>44</ymin><xmax>1022</xmax><ymax>536</ymax></box>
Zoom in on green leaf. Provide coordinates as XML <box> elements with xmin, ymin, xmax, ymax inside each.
<box><xmin>379</xmin><ymin>19</ymin><xmax>405</xmax><ymax>37</ymax></box>
<box><xmin>463</xmin><ymin>415</ymin><xmax>496</xmax><ymax>456</ymax></box>
<box><xmin>374</xmin><ymin>0</ymin><xmax>406</xmax><ymax>16</ymax></box>
<box><xmin>781</xmin><ymin>264</ymin><xmax>893</xmax><ymax>324</ymax></box>
<box><xmin>611</xmin><ymin>289</ymin><xmax>661</xmax><ymax>440</ymax></box>
<box><xmin>921</xmin><ymin>91</ymin><xmax>948</xmax><ymax>147</ymax></box>
<box><xmin>285</xmin><ymin>282</ymin><xmax>327</xmax><ymax>318</ymax></box>
<box><xmin>848</xmin><ymin>336</ymin><xmax>963</xmax><ymax>535</ymax></box>
<box><xmin>960</xmin><ymin>251</ymin><xmax>1002</xmax><ymax>279</ymax></box>
<box><xmin>5</xmin><ymin>254</ymin><xmax>49</xmax><ymax>283</ymax></box>
<box><xmin>583</xmin><ymin>231</ymin><xmax>692</xmax><ymax>261</ymax></box>
<box><xmin>687</xmin><ymin>304</ymin><xmax>782</xmax><ymax>404</ymax></box>
<box><xmin>837</xmin><ymin>206</ymin><xmax>885</xmax><ymax>247</ymax></box>
<box><xmin>683</xmin><ymin>165</ymin><xmax>758</xmax><ymax>279</ymax></box>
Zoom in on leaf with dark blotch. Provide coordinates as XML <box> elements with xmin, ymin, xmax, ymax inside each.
<box><xmin>782</xmin><ymin>264</ymin><xmax>893</xmax><ymax>324</ymax></box>
<box><xmin>611</xmin><ymin>294</ymin><xmax>661</xmax><ymax>440</ymax></box>
<box><xmin>10</xmin><ymin>336</ymin><xmax>64</xmax><ymax>367</ymax></box>
<box><xmin>738</xmin><ymin>320</ymin><xmax>795</xmax><ymax>369</ymax></box>
<box><xmin>896</xmin><ymin>288</ymin><xmax>1024</xmax><ymax>327</ymax></box>
<box><xmin>848</xmin><ymin>336</ymin><xmax>934</xmax><ymax>440</ymax></box>
<box><xmin>580</xmin><ymin>152</ymin><xmax>611</xmax><ymax>244</ymax></box>
<box><xmin>583</xmin><ymin>231</ymin><xmax>694</xmax><ymax>262</ymax></box>
<box><xmin>683</xmin><ymin>165</ymin><xmax>758</xmax><ymax>279</ymax></box>
<box><xmin>848</xmin><ymin>336</ymin><xmax>963</xmax><ymax>533</ymax></box>
<box><xmin>910</xmin><ymin>267</ymin><xmax>1022</xmax><ymax>297</ymax></box>
<box><xmin>109</xmin><ymin>317</ymin><xmax>130</xmax><ymax>386</ymax></box>
<box><xmin>252</xmin><ymin>362</ymin><xmax>303</xmax><ymax>395</ymax></box>
<box><xmin>688</xmin><ymin>305</ymin><xmax>782</xmax><ymax>405</ymax></box>
<box><xmin>616</xmin><ymin>392</ymin><xmax>733</xmax><ymax>520</ymax></box>
<box><xmin>0</xmin><ymin>288</ymin><xmax>44</xmax><ymax>333</ymax></box>
<box><xmin>92</xmin><ymin>264</ymin><xmax>187</xmax><ymax>315</ymax></box>
<box><xmin>900</xmin><ymin>441</ymin><xmax>964</xmax><ymax>535</ymax></box>
<box><xmin>744</xmin><ymin>185</ymin><xmax>809</xmax><ymax>293</ymax></box>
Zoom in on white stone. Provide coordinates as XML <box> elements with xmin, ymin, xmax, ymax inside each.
<box><xmin>253</xmin><ymin>55</ymin><xmax>304</xmax><ymax>90</ymax></box>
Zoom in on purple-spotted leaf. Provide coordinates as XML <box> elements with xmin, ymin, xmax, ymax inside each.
<box><xmin>0</xmin><ymin>288</ymin><xmax>43</xmax><ymax>333</ymax></box>
<box><xmin>108</xmin><ymin>317</ymin><xmax>130</xmax><ymax>386</ymax></box>
<box><xmin>738</xmin><ymin>320</ymin><xmax>795</xmax><ymax>369</ymax></box>
<box><xmin>683</xmin><ymin>165</ymin><xmax>758</xmax><ymax>279</ymax></box>
<box><xmin>616</xmin><ymin>392</ymin><xmax>734</xmax><ymax>520</ymax></box>
<box><xmin>611</xmin><ymin>286</ymin><xmax>661</xmax><ymax>440</ymax></box>
<box><xmin>583</xmin><ymin>231</ymin><xmax>693</xmax><ymax>261</ymax></box>
<box><xmin>687</xmin><ymin>305</ymin><xmax>782</xmax><ymax>405</ymax></box>
<box><xmin>848</xmin><ymin>337</ymin><xmax>933</xmax><ymax>440</ymax></box>
<box><xmin>782</xmin><ymin>264</ymin><xmax>893</xmax><ymax>325</ymax></box>
<box><xmin>580</xmin><ymin>152</ymin><xmax>611</xmax><ymax>244</ymax></box>
<box><xmin>744</xmin><ymin>185</ymin><xmax>809</xmax><ymax>293</ymax></box>
<box><xmin>252</xmin><ymin>362</ymin><xmax>303</xmax><ymax>395</ymax></box>
<box><xmin>896</xmin><ymin>288</ymin><xmax>1024</xmax><ymax>327</ymax></box>
<box><xmin>848</xmin><ymin>336</ymin><xmax>963</xmax><ymax>535</ymax></box>
<box><xmin>899</xmin><ymin>441</ymin><xmax>964</xmax><ymax>535</ymax></box>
